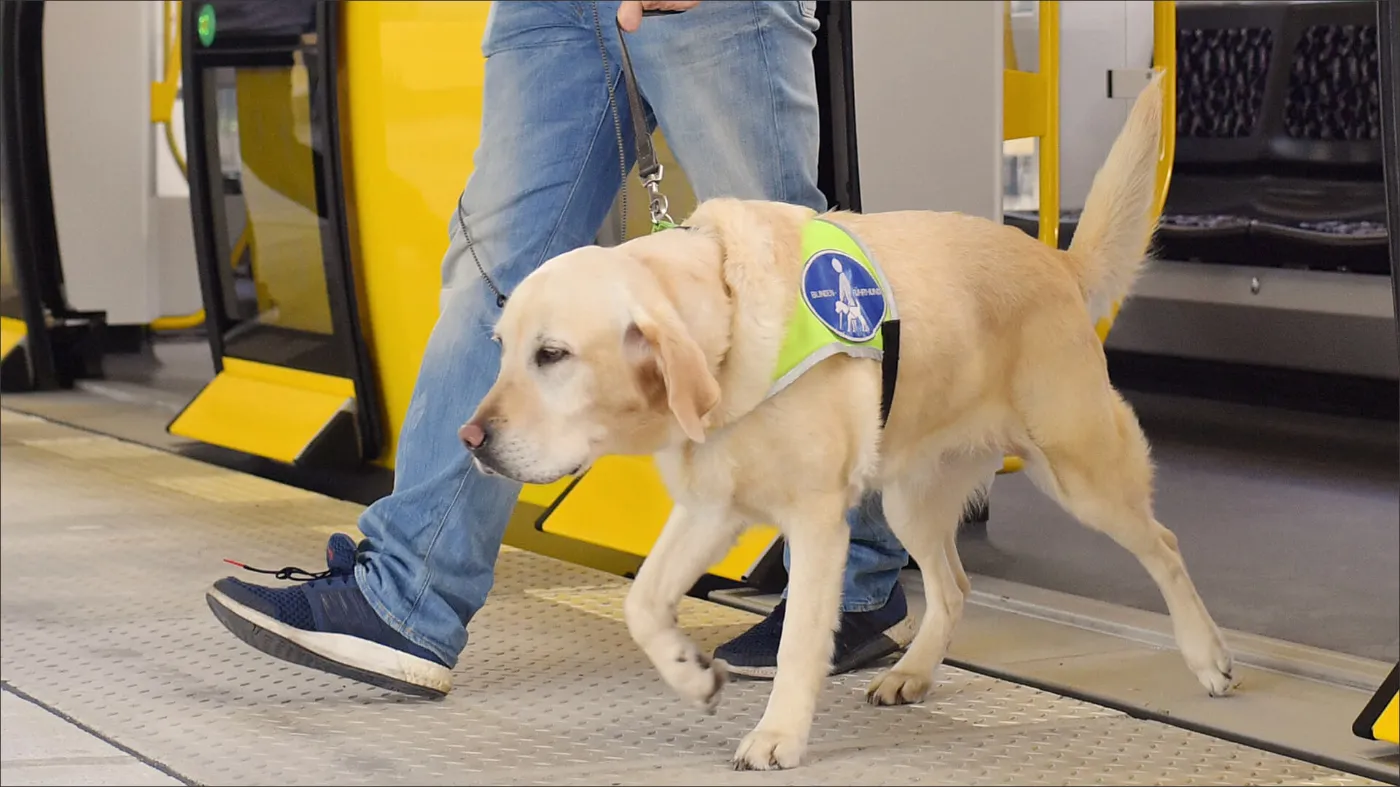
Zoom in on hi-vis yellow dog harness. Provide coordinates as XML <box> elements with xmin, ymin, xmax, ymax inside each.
<box><xmin>768</xmin><ymin>217</ymin><xmax>902</xmax><ymax>425</ymax></box>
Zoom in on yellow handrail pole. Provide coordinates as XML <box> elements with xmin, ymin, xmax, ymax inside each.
<box><xmin>149</xmin><ymin>0</ymin><xmax>209</xmax><ymax>332</ymax></box>
<box><xmin>149</xmin><ymin>0</ymin><xmax>251</xmax><ymax>332</ymax></box>
<box><xmin>1153</xmin><ymin>0</ymin><xmax>1178</xmax><ymax>224</ymax></box>
<box><xmin>997</xmin><ymin>1</ymin><xmax>1060</xmax><ymax>476</ymax></box>
<box><xmin>1038</xmin><ymin>0</ymin><xmax>1061</xmax><ymax>252</ymax></box>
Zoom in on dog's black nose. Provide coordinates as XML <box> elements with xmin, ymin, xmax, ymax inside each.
<box><xmin>459</xmin><ymin>421</ymin><xmax>489</xmax><ymax>450</ymax></box>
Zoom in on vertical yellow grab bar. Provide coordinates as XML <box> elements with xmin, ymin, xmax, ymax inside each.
<box><xmin>148</xmin><ymin>0</ymin><xmax>253</xmax><ymax>333</ymax></box>
<box><xmin>996</xmin><ymin>1</ymin><xmax>1059</xmax><ymax>476</ymax></box>
<box><xmin>1037</xmin><ymin>0</ymin><xmax>1061</xmax><ymax>251</ymax></box>
<box><xmin>1152</xmin><ymin>0</ymin><xmax>1178</xmax><ymax>226</ymax></box>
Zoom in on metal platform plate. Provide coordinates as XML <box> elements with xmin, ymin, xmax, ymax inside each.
<box><xmin>0</xmin><ymin>409</ymin><xmax>1388</xmax><ymax>786</ymax></box>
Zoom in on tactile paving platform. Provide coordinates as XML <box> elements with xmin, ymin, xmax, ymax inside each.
<box><xmin>0</xmin><ymin>408</ymin><xmax>1387</xmax><ymax>786</ymax></box>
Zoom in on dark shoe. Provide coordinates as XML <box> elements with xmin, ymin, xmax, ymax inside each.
<box><xmin>715</xmin><ymin>582</ymin><xmax>915</xmax><ymax>679</ymax></box>
<box><xmin>206</xmin><ymin>533</ymin><xmax>452</xmax><ymax>697</ymax></box>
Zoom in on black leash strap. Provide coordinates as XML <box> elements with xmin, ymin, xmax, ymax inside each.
<box><xmin>616</xmin><ymin>10</ymin><xmax>681</xmax><ymax>229</ymax></box>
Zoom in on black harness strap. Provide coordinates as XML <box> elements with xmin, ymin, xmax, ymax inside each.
<box><xmin>880</xmin><ymin>320</ymin><xmax>901</xmax><ymax>428</ymax></box>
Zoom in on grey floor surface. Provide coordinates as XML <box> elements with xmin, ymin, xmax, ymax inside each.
<box><xmin>8</xmin><ymin>334</ymin><xmax>1400</xmax><ymax>663</ymax></box>
<box><xmin>1</xmin><ymin>688</ymin><xmax>181</xmax><ymax>786</ymax></box>
<box><xmin>964</xmin><ymin>390</ymin><xmax>1399</xmax><ymax>663</ymax></box>
<box><xmin>2</xmin><ymin>413</ymin><xmax>1390</xmax><ymax>786</ymax></box>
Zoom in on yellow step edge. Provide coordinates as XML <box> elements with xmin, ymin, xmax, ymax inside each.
<box><xmin>168</xmin><ymin>357</ymin><xmax>357</xmax><ymax>465</ymax></box>
<box><xmin>1353</xmin><ymin>664</ymin><xmax>1399</xmax><ymax>745</ymax></box>
<box><xmin>0</xmin><ymin>316</ymin><xmax>28</xmax><ymax>361</ymax></box>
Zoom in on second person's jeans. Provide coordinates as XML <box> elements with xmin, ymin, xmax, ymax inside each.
<box><xmin>353</xmin><ymin>0</ymin><xmax>910</xmax><ymax>667</ymax></box>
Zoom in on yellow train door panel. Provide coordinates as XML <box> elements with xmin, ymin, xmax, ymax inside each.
<box><xmin>536</xmin><ymin>456</ymin><xmax>782</xmax><ymax>584</ymax></box>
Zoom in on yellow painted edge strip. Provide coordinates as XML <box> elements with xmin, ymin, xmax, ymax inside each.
<box><xmin>0</xmin><ymin>316</ymin><xmax>27</xmax><ymax>360</ymax></box>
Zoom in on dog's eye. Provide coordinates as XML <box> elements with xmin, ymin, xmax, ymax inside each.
<box><xmin>534</xmin><ymin>346</ymin><xmax>570</xmax><ymax>367</ymax></box>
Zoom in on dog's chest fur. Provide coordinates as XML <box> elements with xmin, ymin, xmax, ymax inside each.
<box><xmin>655</xmin><ymin>354</ymin><xmax>884</xmax><ymax>526</ymax></box>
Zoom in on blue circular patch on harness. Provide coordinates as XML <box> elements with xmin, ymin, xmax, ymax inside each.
<box><xmin>801</xmin><ymin>250</ymin><xmax>886</xmax><ymax>343</ymax></box>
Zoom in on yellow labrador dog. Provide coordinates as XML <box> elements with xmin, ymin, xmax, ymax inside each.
<box><xmin>459</xmin><ymin>72</ymin><xmax>1235</xmax><ymax>770</ymax></box>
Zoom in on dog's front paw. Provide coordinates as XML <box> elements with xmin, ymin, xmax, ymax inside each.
<box><xmin>865</xmin><ymin>668</ymin><xmax>931</xmax><ymax>706</ymax></box>
<box><xmin>732</xmin><ymin>726</ymin><xmax>805</xmax><ymax>771</ymax></box>
<box><xmin>658</xmin><ymin>641</ymin><xmax>728</xmax><ymax>714</ymax></box>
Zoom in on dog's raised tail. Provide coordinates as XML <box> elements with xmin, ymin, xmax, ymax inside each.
<box><xmin>1066</xmin><ymin>70</ymin><xmax>1166</xmax><ymax>307</ymax></box>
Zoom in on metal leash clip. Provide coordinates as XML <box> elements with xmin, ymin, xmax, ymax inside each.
<box><xmin>643</xmin><ymin>167</ymin><xmax>673</xmax><ymax>230</ymax></box>
<box><xmin>616</xmin><ymin>12</ymin><xmax>680</xmax><ymax>231</ymax></box>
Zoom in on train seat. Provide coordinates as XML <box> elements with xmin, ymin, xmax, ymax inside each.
<box><xmin>1006</xmin><ymin>0</ymin><xmax>1388</xmax><ymax>276</ymax></box>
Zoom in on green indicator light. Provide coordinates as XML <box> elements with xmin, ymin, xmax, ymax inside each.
<box><xmin>197</xmin><ymin>4</ymin><xmax>216</xmax><ymax>47</ymax></box>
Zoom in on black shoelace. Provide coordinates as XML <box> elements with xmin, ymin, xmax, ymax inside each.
<box><xmin>223</xmin><ymin>558</ymin><xmax>333</xmax><ymax>582</ymax></box>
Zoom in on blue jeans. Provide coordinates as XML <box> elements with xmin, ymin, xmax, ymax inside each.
<box><xmin>354</xmin><ymin>0</ymin><xmax>909</xmax><ymax>667</ymax></box>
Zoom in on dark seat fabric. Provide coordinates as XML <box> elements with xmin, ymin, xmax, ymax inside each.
<box><xmin>1006</xmin><ymin>0</ymin><xmax>1388</xmax><ymax>275</ymax></box>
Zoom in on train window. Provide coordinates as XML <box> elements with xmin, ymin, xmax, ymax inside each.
<box><xmin>211</xmin><ymin>61</ymin><xmax>337</xmax><ymax>340</ymax></box>
<box><xmin>190</xmin><ymin>50</ymin><xmax>348</xmax><ymax>379</ymax></box>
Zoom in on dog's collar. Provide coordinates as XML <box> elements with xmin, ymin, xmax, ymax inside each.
<box><xmin>766</xmin><ymin>217</ymin><xmax>902</xmax><ymax>427</ymax></box>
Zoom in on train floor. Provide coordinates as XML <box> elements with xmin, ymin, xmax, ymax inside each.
<box><xmin>1</xmin><ymin>407</ymin><xmax>1396</xmax><ymax>786</ymax></box>
<box><xmin>0</xmin><ymin>335</ymin><xmax>1397</xmax><ymax>784</ymax></box>
<box><xmin>21</xmin><ymin>335</ymin><xmax>1400</xmax><ymax>662</ymax></box>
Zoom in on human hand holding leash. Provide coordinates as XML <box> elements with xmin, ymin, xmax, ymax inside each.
<box><xmin>617</xmin><ymin>1</ymin><xmax>701</xmax><ymax>32</ymax></box>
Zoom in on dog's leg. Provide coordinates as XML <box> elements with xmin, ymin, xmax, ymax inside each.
<box><xmin>946</xmin><ymin>524</ymin><xmax>971</xmax><ymax>596</ymax></box>
<box><xmin>1025</xmin><ymin>394</ymin><xmax>1236</xmax><ymax>697</ymax></box>
<box><xmin>865</xmin><ymin>456</ymin><xmax>998</xmax><ymax>706</ymax></box>
<box><xmin>624</xmin><ymin>503</ymin><xmax>745</xmax><ymax>713</ymax></box>
<box><xmin>732</xmin><ymin>496</ymin><xmax>849</xmax><ymax>771</ymax></box>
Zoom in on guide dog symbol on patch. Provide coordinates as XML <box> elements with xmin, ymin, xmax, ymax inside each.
<box><xmin>801</xmin><ymin>251</ymin><xmax>885</xmax><ymax>343</ymax></box>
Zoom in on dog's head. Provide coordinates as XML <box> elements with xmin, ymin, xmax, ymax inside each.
<box><xmin>459</xmin><ymin>238</ymin><xmax>725</xmax><ymax>485</ymax></box>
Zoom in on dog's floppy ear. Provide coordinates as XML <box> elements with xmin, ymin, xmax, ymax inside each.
<box><xmin>625</xmin><ymin>306</ymin><xmax>720</xmax><ymax>443</ymax></box>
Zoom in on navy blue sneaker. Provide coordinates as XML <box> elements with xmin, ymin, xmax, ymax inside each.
<box><xmin>206</xmin><ymin>534</ymin><xmax>452</xmax><ymax>698</ymax></box>
<box><xmin>715</xmin><ymin>582</ymin><xmax>915</xmax><ymax>679</ymax></box>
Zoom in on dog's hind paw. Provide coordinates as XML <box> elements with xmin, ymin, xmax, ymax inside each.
<box><xmin>1192</xmin><ymin>650</ymin><xmax>1239</xmax><ymax>697</ymax></box>
<box><xmin>732</xmin><ymin>727</ymin><xmax>805</xmax><ymax>771</ymax></box>
<box><xmin>1182</xmin><ymin>626</ymin><xmax>1239</xmax><ymax>697</ymax></box>
<box><xmin>865</xmin><ymin>668</ymin><xmax>932</xmax><ymax>706</ymax></box>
